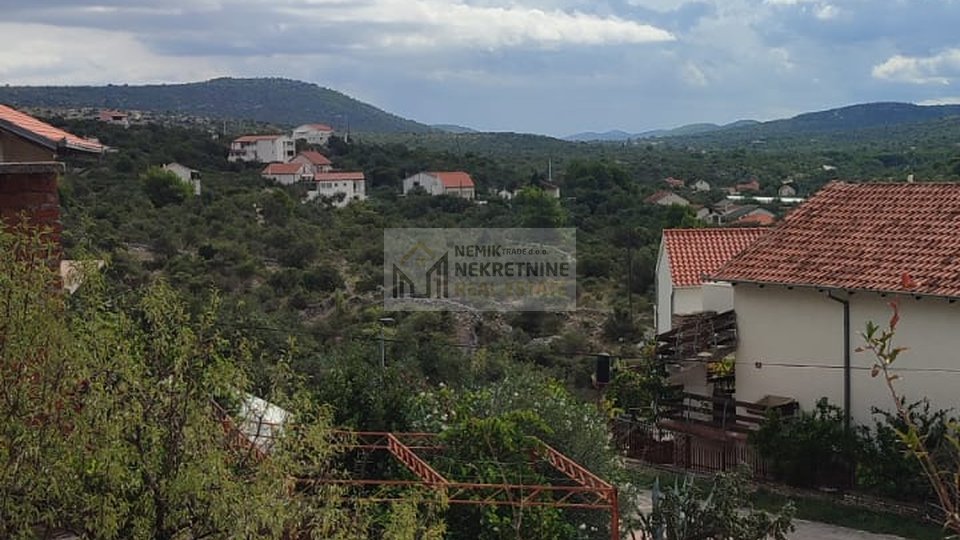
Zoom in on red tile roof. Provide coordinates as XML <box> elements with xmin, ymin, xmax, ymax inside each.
<box><xmin>296</xmin><ymin>151</ymin><xmax>332</xmax><ymax>166</ymax></box>
<box><xmin>301</xmin><ymin>123</ymin><xmax>333</xmax><ymax>131</ymax></box>
<box><xmin>315</xmin><ymin>172</ymin><xmax>364</xmax><ymax>182</ymax></box>
<box><xmin>663</xmin><ymin>228</ymin><xmax>769</xmax><ymax>287</ymax></box>
<box><xmin>262</xmin><ymin>162</ymin><xmax>306</xmax><ymax>175</ymax></box>
<box><xmin>711</xmin><ymin>181</ymin><xmax>960</xmax><ymax>297</ymax></box>
<box><xmin>431</xmin><ymin>171</ymin><xmax>474</xmax><ymax>189</ymax></box>
<box><xmin>0</xmin><ymin>104</ymin><xmax>104</xmax><ymax>154</ymax></box>
<box><xmin>645</xmin><ymin>190</ymin><xmax>689</xmax><ymax>205</ymax></box>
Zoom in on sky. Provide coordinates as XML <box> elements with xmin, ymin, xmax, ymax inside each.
<box><xmin>2</xmin><ymin>0</ymin><xmax>960</xmax><ymax>137</ymax></box>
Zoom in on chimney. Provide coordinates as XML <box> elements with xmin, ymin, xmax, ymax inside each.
<box><xmin>907</xmin><ymin>173</ymin><xmax>915</xmax><ymax>183</ymax></box>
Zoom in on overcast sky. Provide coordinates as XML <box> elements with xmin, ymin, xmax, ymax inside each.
<box><xmin>1</xmin><ymin>0</ymin><xmax>959</xmax><ymax>136</ymax></box>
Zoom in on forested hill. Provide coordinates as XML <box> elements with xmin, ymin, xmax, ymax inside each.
<box><xmin>0</xmin><ymin>77</ymin><xmax>433</xmax><ymax>133</ymax></box>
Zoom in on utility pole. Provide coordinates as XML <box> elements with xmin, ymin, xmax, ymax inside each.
<box><xmin>378</xmin><ymin>317</ymin><xmax>395</xmax><ymax>372</ymax></box>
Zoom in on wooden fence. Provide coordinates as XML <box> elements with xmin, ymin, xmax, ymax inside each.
<box><xmin>612</xmin><ymin>415</ymin><xmax>769</xmax><ymax>478</ymax></box>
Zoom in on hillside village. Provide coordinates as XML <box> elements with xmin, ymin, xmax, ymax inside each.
<box><xmin>1</xmin><ymin>99</ymin><xmax>959</xmax><ymax>540</ymax></box>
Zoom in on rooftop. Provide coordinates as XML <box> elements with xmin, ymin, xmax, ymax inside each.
<box><xmin>296</xmin><ymin>150</ymin><xmax>332</xmax><ymax>166</ymax></box>
<box><xmin>663</xmin><ymin>227</ymin><xmax>769</xmax><ymax>287</ymax></box>
<box><xmin>711</xmin><ymin>181</ymin><xmax>960</xmax><ymax>297</ymax></box>
<box><xmin>315</xmin><ymin>171</ymin><xmax>364</xmax><ymax>182</ymax></box>
<box><xmin>262</xmin><ymin>162</ymin><xmax>305</xmax><ymax>175</ymax></box>
<box><xmin>0</xmin><ymin>104</ymin><xmax>104</xmax><ymax>154</ymax></box>
<box><xmin>430</xmin><ymin>171</ymin><xmax>475</xmax><ymax>188</ymax></box>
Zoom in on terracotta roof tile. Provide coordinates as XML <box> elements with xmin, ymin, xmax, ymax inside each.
<box><xmin>296</xmin><ymin>151</ymin><xmax>332</xmax><ymax>166</ymax></box>
<box><xmin>262</xmin><ymin>162</ymin><xmax>306</xmax><ymax>175</ymax></box>
<box><xmin>430</xmin><ymin>171</ymin><xmax>474</xmax><ymax>188</ymax></box>
<box><xmin>315</xmin><ymin>172</ymin><xmax>364</xmax><ymax>182</ymax></box>
<box><xmin>711</xmin><ymin>181</ymin><xmax>960</xmax><ymax>297</ymax></box>
<box><xmin>663</xmin><ymin>228</ymin><xmax>769</xmax><ymax>287</ymax></box>
<box><xmin>0</xmin><ymin>104</ymin><xmax>103</xmax><ymax>154</ymax></box>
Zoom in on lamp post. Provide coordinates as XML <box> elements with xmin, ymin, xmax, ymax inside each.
<box><xmin>378</xmin><ymin>317</ymin><xmax>395</xmax><ymax>371</ymax></box>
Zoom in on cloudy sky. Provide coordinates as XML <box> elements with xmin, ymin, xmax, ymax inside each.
<box><xmin>1</xmin><ymin>0</ymin><xmax>959</xmax><ymax>136</ymax></box>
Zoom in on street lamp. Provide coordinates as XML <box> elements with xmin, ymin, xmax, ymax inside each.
<box><xmin>378</xmin><ymin>317</ymin><xmax>395</xmax><ymax>371</ymax></box>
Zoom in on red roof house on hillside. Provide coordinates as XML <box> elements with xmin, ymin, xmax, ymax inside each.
<box><xmin>708</xmin><ymin>181</ymin><xmax>960</xmax><ymax>424</ymax></box>
<box><xmin>402</xmin><ymin>171</ymin><xmax>476</xmax><ymax>200</ymax></box>
<box><xmin>261</xmin><ymin>162</ymin><xmax>310</xmax><ymax>185</ymax></box>
<box><xmin>290</xmin><ymin>150</ymin><xmax>333</xmax><ymax>174</ymax></box>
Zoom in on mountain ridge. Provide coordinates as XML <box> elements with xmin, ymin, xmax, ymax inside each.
<box><xmin>0</xmin><ymin>77</ymin><xmax>433</xmax><ymax>133</ymax></box>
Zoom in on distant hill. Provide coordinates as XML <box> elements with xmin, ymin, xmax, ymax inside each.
<box><xmin>0</xmin><ymin>77</ymin><xmax>433</xmax><ymax>133</ymax></box>
<box><xmin>432</xmin><ymin>124</ymin><xmax>478</xmax><ymax>134</ymax></box>
<box><xmin>565</xmin><ymin>120</ymin><xmax>760</xmax><ymax>141</ymax></box>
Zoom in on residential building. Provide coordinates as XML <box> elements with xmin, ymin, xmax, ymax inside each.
<box><xmin>307</xmin><ymin>171</ymin><xmax>366</xmax><ymax>208</ymax></box>
<box><xmin>290</xmin><ymin>151</ymin><xmax>333</xmax><ymax>174</ymax></box>
<box><xmin>644</xmin><ymin>191</ymin><xmax>690</xmax><ymax>207</ymax></box>
<box><xmin>228</xmin><ymin>134</ymin><xmax>295</xmax><ymax>163</ymax></box>
<box><xmin>539</xmin><ymin>181</ymin><xmax>561</xmax><ymax>199</ymax></box>
<box><xmin>98</xmin><ymin>109</ymin><xmax>129</xmax><ymax>127</ymax></box>
<box><xmin>0</xmin><ymin>104</ymin><xmax>103</xmax><ymax>260</ymax></box>
<box><xmin>402</xmin><ymin>171</ymin><xmax>476</xmax><ymax>200</ymax></box>
<box><xmin>656</xmin><ymin>228</ymin><xmax>768</xmax><ymax>334</ymax></box>
<box><xmin>728</xmin><ymin>206</ymin><xmax>776</xmax><ymax>226</ymax></box>
<box><xmin>292</xmin><ymin>123</ymin><xmax>334</xmax><ymax>146</ymax></box>
<box><xmin>162</xmin><ymin>162</ymin><xmax>201</xmax><ymax>196</ymax></box>
<box><xmin>778</xmin><ymin>182</ymin><xmax>797</xmax><ymax>197</ymax></box>
<box><xmin>664</xmin><ymin>177</ymin><xmax>685</xmax><ymax>189</ymax></box>
<box><xmin>692</xmin><ymin>180</ymin><xmax>712</xmax><ymax>192</ymax></box>
<box><xmin>261</xmin><ymin>162</ymin><xmax>311</xmax><ymax>185</ymax></box>
<box><xmin>735</xmin><ymin>179</ymin><xmax>761</xmax><ymax>193</ymax></box>
<box><xmin>710</xmin><ymin>181</ymin><xmax>960</xmax><ymax>424</ymax></box>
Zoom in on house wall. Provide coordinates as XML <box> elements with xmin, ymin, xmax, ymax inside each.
<box><xmin>734</xmin><ymin>284</ymin><xmax>960</xmax><ymax>424</ymax></box>
<box><xmin>0</xmin><ymin>132</ymin><xmax>55</xmax><ymax>162</ymax></box>
<box><xmin>444</xmin><ymin>186</ymin><xmax>475</xmax><ymax>200</ymax></box>
<box><xmin>0</xmin><ymin>163</ymin><xmax>63</xmax><ymax>255</ymax></box>
<box><xmin>655</xmin><ymin>242</ymin><xmax>672</xmax><ymax>333</ymax></box>
<box><xmin>403</xmin><ymin>173</ymin><xmax>444</xmax><ymax>196</ymax></box>
<box><xmin>293</xmin><ymin>127</ymin><xmax>332</xmax><ymax>146</ymax></box>
<box><xmin>702</xmin><ymin>281</ymin><xmax>734</xmax><ymax>313</ymax></box>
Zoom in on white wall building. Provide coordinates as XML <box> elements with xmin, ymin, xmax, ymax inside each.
<box><xmin>292</xmin><ymin>124</ymin><xmax>335</xmax><ymax>146</ymax></box>
<box><xmin>402</xmin><ymin>171</ymin><xmax>476</xmax><ymax>200</ymax></box>
<box><xmin>161</xmin><ymin>162</ymin><xmax>201</xmax><ymax>196</ymax></box>
<box><xmin>228</xmin><ymin>134</ymin><xmax>295</xmax><ymax>163</ymax></box>
<box><xmin>655</xmin><ymin>228</ymin><xmax>768</xmax><ymax>334</ymax></box>
<box><xmin>307</xmin><ymin>172</ymin><xmax>366</xmax><ymax>207</ymax></box>
<box><xmin>711</xmin><ymin>181</ymin><xmax>960</xmax><ymax>423</ymax></box>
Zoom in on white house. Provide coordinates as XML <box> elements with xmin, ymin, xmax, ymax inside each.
<box><xmin>261</xmin><ymin>162</ymin><xmax>311</xmax><ymax>185</ymax></box>
<box><xmin>710</xmin><ymin>181</ymin><xmax>960</xmax><ymax>424</ymax></box>
<box><xmin>290</xmin><ymin>151</ymin><xmax>333</xmax><ymax>174</ymax></box>
<box><xmin>656</xmin><ymin>228</ymin><xmax>768</xmax><ymax>396</ymax></box>
<box><xmin>307</xmin><ymin>171</ymin><xmax>366</xmax><ymax>207</ymax></box>
<box><xmin>656</xmin><ymin>228</ymin><xmax>768</xmax><ymax>335</ymax></box>
<box><xmin>292</xmin><ymin>124</ymin><xmax>334</xmax><ymax>146</ymax></box>
<box><xmin>645</xmin><ymin>191</ymin><xmax>690</xmax><ymax>207</ymax></box>
<box><xmin>778</xmin><ymin>182</ymin><xmax>797</xmax><ymax>197</ymax></box>
<box><xmin>161</xmin><ymin>162</ymin><xmax>201</xmax><ymax>196</ymax></box>
<box><xmin>228</xmin><ymin>134</ymin><xmax>295</xmax><ymax>163</ymax></box>
<box><xmin>402</xmin><ymin>171</ymin><xmax>476</xmax><ymax>200</ymax></box>
<box><xmin>693</xmin><ymin>180</ymin><xmax>712</xmax><ymax>192</ymax></box>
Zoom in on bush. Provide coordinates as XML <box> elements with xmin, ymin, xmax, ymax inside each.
<box><xmin>141</xmin><ymin>166</ymin><xmax>193</xmax><ymax>207</ymax></box>
<box><xmin>858</xmin><ymin>399</ymin><xmax>957</xmax><ymax>503</ymax></box>
<box><xmin>751</xmin><ymin>398</ymin><xmax>861</xmax><ymax>488</ymax></box>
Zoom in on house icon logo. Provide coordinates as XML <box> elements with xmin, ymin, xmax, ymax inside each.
<box><xmin>391</xmin><ymin>241</ymin><xmax>449</xmax><ymax>299</ymax></box>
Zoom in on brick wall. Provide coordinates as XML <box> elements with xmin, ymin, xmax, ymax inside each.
<box><xmin>0</xmin><ymin>162</ymin><xmax>64</xmax><ymax>255</ymax></box>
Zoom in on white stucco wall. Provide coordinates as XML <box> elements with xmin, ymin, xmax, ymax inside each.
<box><xmin>655</xmin><ymin>242</ymin><xmax>672</xmax><ymax>333</ymax></box>
<box><xmin>734</xmin><ymin>284</ymin><xmax>960</xmax><ymax>425</ymax></box>
<box><xmin>702</xmin><ymin>281</ymin><xmax>734</xmax><ymax>313</ymax></box>
<box><xmin>403</xmin><ymin>172</ymin><xmax>444</xmax><ymax>196</ymax></box>
<box><xmin>673</xmin><ymin>288</ymin><xmax>702</xmax><ymax>318</ymax></box>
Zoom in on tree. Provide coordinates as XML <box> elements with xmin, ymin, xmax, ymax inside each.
<box><xmin>141</xmin><ymin>166</ymin><xmax>193</xmax><ymax>207</ymax></box>
<box><xmin>0</xmin><ymin>226</ymin><xmax>366</xmax><ymax>539</ymax></box>
<box><xmin>859</xmin><ymin>301</ymin><xmax>960</xmax><ymax>534</ymax></box>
